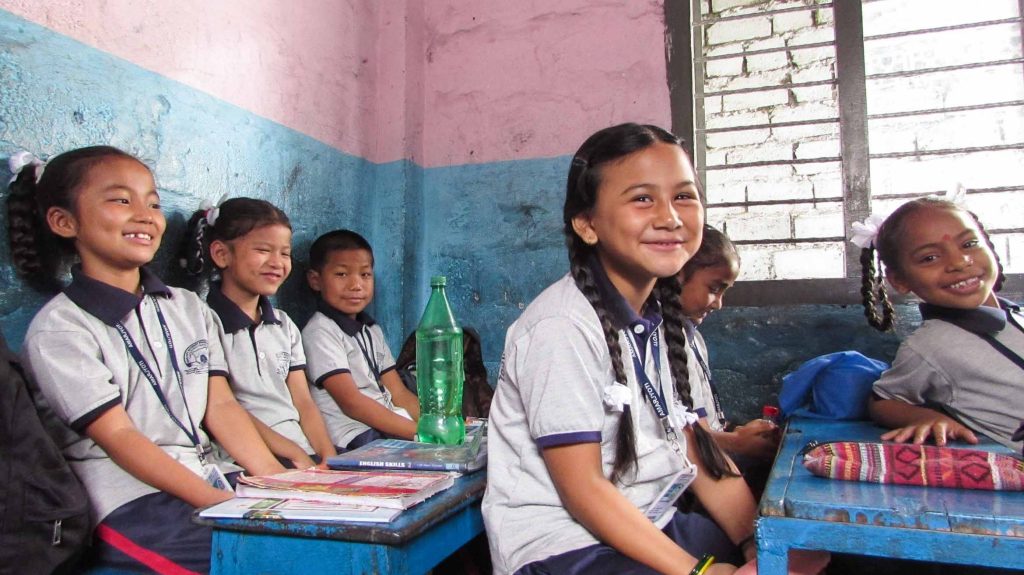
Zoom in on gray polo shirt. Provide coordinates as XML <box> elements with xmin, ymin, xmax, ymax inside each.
<box><xmin>482</xmin><ymin>268</ymin><xmax>694</xmax><ymax>575</ymax></box>
<box><xmin>21</xmin><ymin>267</ymin><xmax>228</xmax><ymax>525</ymax></box>
<box><xmin>302</xmin><ymin>303</ymin><xmax>401</xmax><ymax>448</ymax></box>
<box><xmin>684</xmin><ymin>320</ymin><xmax>726</xmax><ymax>432</ymax></box>
<box><xmin>207</xmin><ymin>286</ymin><xmax>312</xmax><ymax>454</ymax></box>
<box><xmin>873</xmin><ymin>298</ymin><xmax>1024</xmax><ymax>450</ymax></box>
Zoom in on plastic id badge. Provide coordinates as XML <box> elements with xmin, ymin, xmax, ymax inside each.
<box><xmin>644</xmin><ymin>465</ymin><xmax>696</xmax><ymax>524</ymax></box>
<box><xmin>203</xmin><ymin>463</ymin><xmax>234</xmax><ymax>493</ymax></box>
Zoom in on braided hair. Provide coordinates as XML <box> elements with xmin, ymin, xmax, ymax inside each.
<box><xmin>564</xmin><ymin>123</ymin><xmax>735</xmax><ymax>482</ymax></box>
<box><xmin>5</xmin><ymin>146</ymin><xmax>145</xmax><ymax>292</ymax></box>
<box><xmin>860</xmin><ymin>196</ymin><xmax>1005</xmax><ymax>332</ymax></box>
<box><xmin>179</xmin><ymin>197</ymin><xmax>291</xmax><ymax>282</ymax></box>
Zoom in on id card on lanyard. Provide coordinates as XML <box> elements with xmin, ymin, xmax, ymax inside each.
<box><xmin>115</xmin><ymin>297</ymin><xmax>232</xmax><ymax>492</ymax></box>
<box><xmin>622</xmin><ymin>326</ymin><xmax>697</xmax><ymax>519</ymax></box>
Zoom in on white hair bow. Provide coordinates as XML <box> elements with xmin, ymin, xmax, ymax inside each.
<box><xmin>850</xmin><ymin>214</ymin><xmax>886</xmax><ymax>249</ymax></box>
<box><xmin>199</xmin><ymin>193</ymin><xmax>230</xmax><ymax>227</ymax></box>
<box><xmin>7</xmin><ymin>151</ymin><xmax>45</xmax><ymax>185</ymax></box>
<box><xmin>602</xmin><ymin>383</ymin><xmax>632</xmax><ymax>413</ymax></box>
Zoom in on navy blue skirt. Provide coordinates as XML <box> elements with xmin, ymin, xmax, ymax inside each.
<box><xmin>515</xmin><ymin>511</ymin><xmax>742</xmax><ymax>575</ymax></box>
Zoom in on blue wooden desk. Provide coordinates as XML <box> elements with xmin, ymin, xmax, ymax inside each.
<box><xmin>756</xmin><ymin>418</ymin><xmax>1024</xmax><ymax>574</ymax></box>
<box><xmin>193</xmin><ymin>470</ymin><xmax>486</xmax><ymax>575</ymax></box>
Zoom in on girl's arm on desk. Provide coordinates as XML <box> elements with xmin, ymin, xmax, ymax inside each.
<box><xmin>868</xmin><ymin>397</ymin><xmax>978</xmax><ymax>446</ymax></box>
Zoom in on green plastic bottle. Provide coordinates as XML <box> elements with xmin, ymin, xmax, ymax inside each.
<box><xmin>414</xmin><ymin>276</ymin><xmax>466</xmax><ymax>445</ymax></box>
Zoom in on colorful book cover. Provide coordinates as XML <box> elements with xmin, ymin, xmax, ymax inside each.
<box><xmin>235</xmin><ymin>468</ymin><xmax>455</xmax><ymax>510</ymax></box>
<box><xmin>198</xmin><ymin>497</ymin><xmax>401</xmax><ymax>523</ymax></box>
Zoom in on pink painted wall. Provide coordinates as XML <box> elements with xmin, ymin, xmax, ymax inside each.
<box><xmin>0</xmin><ymin>0</ymin><xmax>385</xmax><ymax>159</ymax></box>
<box><xmin>415</xmin><ymin>0</ymin><xmax>672</xmax><ymax>166</ymax></box>
<box><xmin>0</xmin><ymin>0</ymin><xmax>671</xmax><ymax>167</ymax></box>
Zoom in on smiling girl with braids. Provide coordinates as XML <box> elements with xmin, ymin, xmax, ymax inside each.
<box><xmin>859</xmin><ymin>197</ymin><xmax>1024</xmax><ymax>450</ymax></box>
<box><xmin>482</xmin><ymin>124</ymin><xmax>760</xmax><ymax>575</ymax></box>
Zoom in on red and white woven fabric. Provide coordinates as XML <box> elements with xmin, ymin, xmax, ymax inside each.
<box><xmin>802</xmin><ymin>441</ymin><xmax>1024</xmax><ymax>491</ymax></box>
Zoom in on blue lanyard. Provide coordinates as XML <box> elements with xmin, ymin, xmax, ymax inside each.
<box><xmin>114</xmin><ymin>297</ymin><xmax>205</xmax><ymax>462</ymax></box>
<box><xmin>621</xmin><ymin>326</ymin><xmax>677</xmax><ymax>441</ymax></box>
<box><xmin>354</xmin><ymin>327</ymin><xmax>386</xmax><ymax>393</ymax></box>
<box><xmin>689</xmin><ymin>339</ymin><xmax>727</xmax><ymax>428</ymax></box>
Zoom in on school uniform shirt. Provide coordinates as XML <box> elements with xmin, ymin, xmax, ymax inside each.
<box><xmin>482</xmin><ymin>263</ymin><xmax>695</xmax><ymax>575</ymax></box>
<box><xmin>20</xmin><ymin>267</ymin><xmax>228</xmax><ymax>525</ymax></box>
<box><xmin>207</xmin><ymin>286</ymin><xmax>312</xmax><ymax>455</ymax></box>
<box><xmin>873</xmin><ymin>298</ymin><xmax>1024</xmax><ymax>450</ymax></box>
<box><xmin>684</xmin><ymin>319</ymin><xmax>727</xmax><ymax>432</ymax></box>
<box><xmin>302</xmin><ymin>301</ymin><xmax>408</xmax><ymax>448</ymax></box>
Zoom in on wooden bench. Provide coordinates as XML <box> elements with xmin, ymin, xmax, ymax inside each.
<box><xmin>193</xmin><ymin>470</ymin><xmax>486</xmax><ymax>575</ymax></box>
<box><xmin>756</xmin><ymin>417</ymin><xmax>1024</xmax><ymax>573</ymax></box>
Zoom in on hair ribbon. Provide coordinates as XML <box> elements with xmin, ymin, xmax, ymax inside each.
<box><xmin>7</xmin><ymin>151</ymin><xmax>45</xmax><ymax>185</ymax></box>
<box><xmin>850</xmin><ymin>214</ymin><xmax>885</xmax><ymax>249</ymax></box>
<box><xmin>199</xmin><ymin>192</ymin><xmax>229</xmax><ymax>227</ymax></box>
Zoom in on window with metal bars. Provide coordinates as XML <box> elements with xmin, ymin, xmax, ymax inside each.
<box><xmin>667</xmin><ymin>0</ymin><xmax>1024</xmax><ymax>302</ymax></box>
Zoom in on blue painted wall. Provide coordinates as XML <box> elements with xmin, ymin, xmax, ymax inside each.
<box><xmin>0</xmin><ymin>10</ymin><xmax>407</xmax><ymax>351</ymax></box>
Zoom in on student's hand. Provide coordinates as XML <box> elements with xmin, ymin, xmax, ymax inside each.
<box><xmin>729</xmin><ymin>419</ymin><xmax>781</xmax><ymax>460</ymax></box>
<box><xmin>289</xmin><ymin>452</ymin><xmax>317</xmax><ymax>470</ymax></box>
<box><xmin>881</xmin><ymin>418</ymin><xmax>978</xmax><ymax>446</ymax></box>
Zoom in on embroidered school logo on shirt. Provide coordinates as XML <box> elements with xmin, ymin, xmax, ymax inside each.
<box><xmin>275</xmin><ymin>352</ymin><xmax>290</xmax><ymax>377</ymax></box>
<box><xmin>183</xmin><ymin>340</ymin><xmax>210</xmax><ymax>375</ymax></box>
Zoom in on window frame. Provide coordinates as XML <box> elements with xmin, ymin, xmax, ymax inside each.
<box><xmin>666</xmin><ymin>0</ymin><xmax>1024</xmax><ymax>305</ymax></box>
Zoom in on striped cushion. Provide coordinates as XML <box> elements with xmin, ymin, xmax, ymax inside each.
<box><xmin>802</xmin><ymin>441</ymin><xmax>1024</xmax><ymax>491</ymax></box>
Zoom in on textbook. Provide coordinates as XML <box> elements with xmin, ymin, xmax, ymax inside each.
<box><xmin>198</xmin><ymin>497</ymin><xmax>401</xmax><ymax>523</ymax></box>
<box><xmin>235</xmin><ymin>468</ymin><xmax>455</xmax><ymax>510</ymax></box>
<box><xmin>326</xmin><ymin>422</ymin><xmax>488</xmax><ymax>473</ymax></box>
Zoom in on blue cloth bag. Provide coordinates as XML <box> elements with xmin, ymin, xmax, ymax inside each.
<box><xmin>779</xmin><ymin>351</ymin><xmax>889</xmax><ymax>421</ymax></box>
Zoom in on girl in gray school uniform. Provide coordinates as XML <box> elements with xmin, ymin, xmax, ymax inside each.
<box><xmin>482</xmin><ymin>124</ymin><xmax>761</xmax><ymax>575</ymax></box>
<box><xmin>6</xmin><ymin>147</ymin><xmax>285</xmax><ymax>574</ymax></box>
<box><xmin>181</xmin><ymin>197</ymin><xmax>336</xmax><ymax>467</ymax></box>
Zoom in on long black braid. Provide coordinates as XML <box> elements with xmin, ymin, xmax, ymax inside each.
<box><xmin>656</xmin><ymin>274</ymin><xmax>736</xmax><ymax>479</ymax></box>
<box><xmin>859</xmin><ymin>246</ymin><xmax>894</xmax><ymax>331</ymax></box>
<box><xmin>566</xmin><ymin>241</ymin><xmax>638</xmax><ymax>483</ymax></box>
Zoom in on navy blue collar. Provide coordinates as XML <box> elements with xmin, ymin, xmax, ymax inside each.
<box><xmin>207</xmin><ymin>284</ymin><xmax>280</xmax><ymax>333</ymax></box>
<box><xmin>316</xmin><ymin>299</ymin><xmax>376</xmax><ymax>336</ymax></box>
<box><xmin>920</xmin><ymin>297</ymin><xmax>1022</xmax><ymax>335</ymax></box>
<box><xmin>63</xmin><ymin>266</ymin><xmax>172</xmax><ymax>326</ymax></box>
<box><xmin>587</xmin><ymin>255</ymin><xmax>662</xmax><ymax>333</ymax></box>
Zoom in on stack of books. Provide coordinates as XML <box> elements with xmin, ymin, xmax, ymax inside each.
<box><xmin>233</xmin><ymin>468</ymin><xmax>455</xmax><ymax>510</ymax></box>
<box><xmin>327</xmin><ymin>419</ymin><xmax>488</xmax><ymax>473</ymax></box>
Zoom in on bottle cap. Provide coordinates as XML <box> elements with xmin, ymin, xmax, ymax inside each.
<box><xmin>762</xmin><ymin>405</ymin><xmax>779</xmax><ymax>419</ymax></box>
<box><xmin>430</xmin><ymin>275</ymin><xmax>447</xmax><ymax>287</ymax></box>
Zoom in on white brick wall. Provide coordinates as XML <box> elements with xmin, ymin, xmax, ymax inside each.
<box><xmin>746</xmin><ymin>180</ymin><xmax>814</xmax><ymax>202</ymax></box>
<box><xmin>793</xmin><ymin>138</ymin><xmax>839</xmax><ymax>159</ymax></box>
<box><xmin>705</xmin><ymin>110</ymin><xmax>770</xmax><ymax>130</ymax></box>
<box><xmin>772</xmin><ymin>243</ymin><xmax>845</xmax><ymax>278</ymax></box>
<box><xmin>711</xmin><ymin>0</ymin><xmax>766</xmax><ymax>13</ymax></box>
<box><xmin>706</xmin><ymin>127</ymin><xmax>771</xmax><ymax>148</ymax></box>
<box><xmin>707</xmin><ymin>56</ymin><xmax>745</xmax><ymax>78</ymax></box>
<box><xmin>773</xmin><ymin>10</ymin><xmax>811</xmax><ymax>34</ymax></box>
<box><xmin>722</xmin><ymin>88</ymin><xmax>790</xmax><ymax>112</ymax></box>
<box><xmin>793</xmin><ymin>209</ymin><xmax>844</xmax><ymax>238</ymax></box>
<box><xmin>746</xmin><ymin>50</ymin><xmax>789</xmax><ymax>72</ymax></box>
<box><xmin>707</xmin><ymin>16</ymin><xmax>772</xmax><ymax>45</ymax></box>
<box><xmin>695</xmin><ymin>0</ymin><xmax>1024</xmax><ymax>280</ymax></box>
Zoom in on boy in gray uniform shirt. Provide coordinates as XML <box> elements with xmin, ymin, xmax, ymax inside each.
<box><xmin>302</xmin><ymin>230</ymin><xmax>419</xmax><ymax>449</ymax></box>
